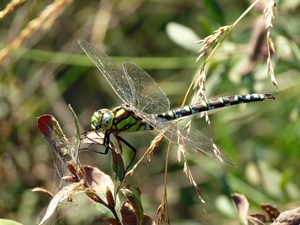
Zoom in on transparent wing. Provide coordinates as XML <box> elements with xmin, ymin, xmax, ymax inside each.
<box><xmin>123</xmin><ymin>61</ymin><xmax>170</xmax><ymax>114</ymax></box>
<box><xmin>78</xmin><ymin>39</ymin><xmax>134</xmax><ymax>105</ymax></box>
<box><xmin>37</xmin><ymin>115</ymin><xmax>72</xmax><ymax>166</ymax></box>
<box><xmin>78</xmin><ymin>40</ymin><xmax>233</xmax><ymax>164</ymax></box>
<box><xmin>37</xmin><ymin>115</ymin><xmax>77</xmax><ymax>188</ymax></box>
<box><xmin>79</xmin><ymin>40</ymin><xmax>170</xmax><ymax>114</ymax></box>
<box><xmin>134</xmin><ymin>111</ymin><xmax>235</xmax><ymax>166</ymax></box>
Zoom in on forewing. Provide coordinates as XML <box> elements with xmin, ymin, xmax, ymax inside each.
<box><xmin>135</xmin><ymin>112</ymin><xmax>235</xmax><ymax>166</ymax></box>
<box><xmin>123</xmin><ymin>61</ymin><xmax>170</xmax><ymax>114</ymax></box>
<box><xmin>78</xmin><ymin>40</ymin><xmax>133</xmax><ymax>104</ymax></box>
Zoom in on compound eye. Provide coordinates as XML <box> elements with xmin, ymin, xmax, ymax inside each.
<box><xmin>101</xmin><ymin>111</ymin><xmax>113</xmax><ymax>129</ymax></box>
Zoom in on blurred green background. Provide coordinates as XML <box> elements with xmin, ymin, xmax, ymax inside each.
<box><xmin>1</xmin><ymin>0</ymin><xmax>300</xmax><ymax>224</ymax></box>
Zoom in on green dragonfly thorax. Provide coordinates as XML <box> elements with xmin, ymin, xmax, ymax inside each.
<box><xmin>91</xmin><ymin>108</ymin><xmax>114</xmax><ymax>131</ymax></box>
<box><xmin>91</xmin><ymin>105</ymin><xmax>151</xmax><ymax>133</ymax></box>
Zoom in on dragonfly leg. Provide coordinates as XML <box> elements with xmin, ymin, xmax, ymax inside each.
<box><xmin>79</xmin><ymin>130</ymin><xmax>110</xmax><ymax>155</ymax></box>
<box><xmin>103</xmin><ymin>130</ymin><xmax>111</xmax><ymax>154</ymax></box>
<box><xmin>115</xmin><ymin>134</ymin><xmax>137</xmax><ymax>172</ymax></box>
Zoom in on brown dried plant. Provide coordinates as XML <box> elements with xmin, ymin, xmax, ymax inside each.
<box><xmin>263</xmin><ymin>0</ymin><xmax>277</xmax><ymax>88</ymax></box>
<box><xmin>0</xmin><ymin>0</ymin><xmax>72</xmax><ymax>65</ymax></box>
<box><xmin>0</xmin><ymin>0</ymin><xmax>25</xmax><ymax>20</ymax></box>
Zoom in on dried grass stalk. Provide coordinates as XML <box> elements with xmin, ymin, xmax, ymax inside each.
<box><xmin>0</xmin><ymin>0</ymin><xmax>73</xmax><ymax>64</ymax></box>
<box><xmin>0</xmin><ymin>0</ymin><xmax>25</xmax><ymax>20</ymax></box>
<box><xmin>91</xmin><ymin>0</ymin><xmax>114</xmax><ymax>50</ymax></box>
<box><xmin>264</xmin><ymin>0</ymin><xmax>277</xmax><ymax>88</ymax></box>
<box><xmin>195</xmin><ymin>25</ymin><xmax>231</xmax><ymax>62</ymax></box>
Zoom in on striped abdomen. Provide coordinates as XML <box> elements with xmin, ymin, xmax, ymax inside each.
<box><xmin>155</xmin><ymin>93</ymin><xmax>275</xmax><ymax>121</ymax></box>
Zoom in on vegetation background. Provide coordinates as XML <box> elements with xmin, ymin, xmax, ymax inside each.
<box><xmin>0</xmin><ymin>0</ymin><xmax>300</xmax><ymax>224</ymax></box>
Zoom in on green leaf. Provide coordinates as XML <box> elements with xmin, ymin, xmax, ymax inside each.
<box><xmin>0</xmin><ymin>219</ymin><xmax>23</xmax><ymax>225</ymax></box>
<box><xmin>111</xmin><ymin>148</ymin><xmax>125</xmax><ymax>196</ymax></box>
<box><xmin>203</xmin><ymin>0</ymin><xmax>225</xmax><ymax>25</ymax></box>
<box><xmin>121</xmin><ymin>186</ymin><xmax>144</xmax><ymax>225</ymax></box>
<box><xmin>166</xmin><ymin>22</ymin><xmax>200</xmax><ymax>52</ymax></box>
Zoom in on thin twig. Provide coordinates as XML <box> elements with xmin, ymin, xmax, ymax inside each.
<box><xmin>0</xmin><ymin>0</ymin><xmax>26</xmax><ymax>20</ymax></box>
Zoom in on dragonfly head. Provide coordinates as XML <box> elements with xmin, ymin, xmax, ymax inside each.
<box><xmin>91</xmin><ymin>109</ymin><xmax>114</xmax><ymax>131</ymax></box>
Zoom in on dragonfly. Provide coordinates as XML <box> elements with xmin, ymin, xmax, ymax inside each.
<box><xmin>79</xmin><ymin>39</ymin><xmax>275</xmax><ymax>168</ymax></box>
